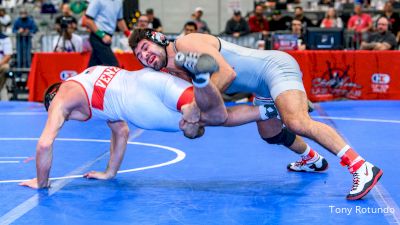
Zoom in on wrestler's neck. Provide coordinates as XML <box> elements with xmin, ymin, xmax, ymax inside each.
<box><xmin>164</xmin><ymin>44</ymin><xmax>191</xmax><ymax>82</ymax></box>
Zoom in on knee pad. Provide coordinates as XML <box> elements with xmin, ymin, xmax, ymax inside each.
<box><xmin>262</xmin><ymin>127</ymin><xmax>296</xmax><ymax>147</ymax></box>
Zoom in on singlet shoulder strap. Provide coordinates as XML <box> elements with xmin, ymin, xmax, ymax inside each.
<box><xmin>172</xmin><ymin>39</ymin><xmax>178</xmax><ymax>53</ymax></box>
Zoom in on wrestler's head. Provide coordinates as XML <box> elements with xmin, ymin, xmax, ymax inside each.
<box><xmin>129</xmin><ymin>28</ymin><xmax>169</xmax><ymax>71</ymax></box>
<box><xmin>179</xmin><ymin>119</ymin><xmax>205</xmax><ymax>139</ymax></box>
<box><xmin>43</xmin><ymin>82</ymin><xmax>62</xmax><ymax>111</ymax></box>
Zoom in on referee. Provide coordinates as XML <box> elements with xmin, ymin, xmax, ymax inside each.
<box><xmin>85</xmin><ymin>0</ymin><xmax>130</xmax><ymax>67</ymax></box>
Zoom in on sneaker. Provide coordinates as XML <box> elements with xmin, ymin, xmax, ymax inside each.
<box><xmin>346</xmin><ymin>161</ymin><xmax>383</xmax><ymax>200</ymax></box>
<box><xmin>287</xmin><ymin>155</ymin><xmax>329</xmax><ymax>172</ymax></box>
<box><xmin>174</xmin><ymin>52</ymin><xmax>219</xmax><ymax>78</ymax></box>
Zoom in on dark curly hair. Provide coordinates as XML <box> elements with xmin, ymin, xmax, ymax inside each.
<box><xmin>128</xmin><ymin>28</ymin><xmax>155</xmax><ymax>51</ymax></box>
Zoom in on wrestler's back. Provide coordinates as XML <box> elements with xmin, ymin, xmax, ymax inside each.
<box><xmin>68</xmin><ymin>66</ymin><xmax>188</xmax><ymax>132</ymax></box>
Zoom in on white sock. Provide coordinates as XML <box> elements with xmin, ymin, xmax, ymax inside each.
<box><xmin>337</xmin><ymin>145</ymin><xmax>351</xmax><ymax>158</ymax></box>
<box><xmin>300</xmin><ymin>144</ymin><xmax>311</xmax><ymax>157</ymax></box>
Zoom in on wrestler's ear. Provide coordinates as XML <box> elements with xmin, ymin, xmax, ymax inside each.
<box><xmin>194</xmin><ymin>126</ymin><xmax>205</xmax><ymax>138</ymax></box>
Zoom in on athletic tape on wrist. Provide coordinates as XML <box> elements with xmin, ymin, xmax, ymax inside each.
<box><xmin>192</xmin><ymin>73</ymin><xmax>210</xmax><ymax>88</ymax></box>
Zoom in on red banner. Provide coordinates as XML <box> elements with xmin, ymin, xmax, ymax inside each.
<box><xmin>28</xmin><ymin>51</ymin><xmax>400</xmax><ymax>102</ymax></box>
<box><xmin>289</xmin><ymin>50</ymin><xmax>400</xmax><ymax>101</ymax></box>
<box><xmin>27</xmin><ymin>52</ymin><xmax>143</xmax><ymax>102</ymax></box>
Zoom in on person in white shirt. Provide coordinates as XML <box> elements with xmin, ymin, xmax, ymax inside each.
<box><xmin>53</xmin><ymin>18</ymin><xmax>83</xmax><ymax>52</ymax></box>
<box><xmin>0</xmin><ymin>31</ymin><xmax>12</xmax><ymax>100</ymax></box>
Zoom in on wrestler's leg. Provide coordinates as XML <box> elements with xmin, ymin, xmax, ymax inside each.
<box><xmin>275</xmin><ymin>89</ymin><xmax>383</xmax><ymax>200</ymax></box>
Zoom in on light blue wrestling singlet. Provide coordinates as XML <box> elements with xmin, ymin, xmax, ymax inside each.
<box><xmin>219</xmin><ymin>38</ymin><xmax>305</xmax><ymax>105</ymax></box>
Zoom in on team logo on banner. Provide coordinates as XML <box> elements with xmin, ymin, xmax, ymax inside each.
<box><xmin>371</xmin><ymin>73</ymin><xmax>390</xmax><ymax>93</ymax></box>
<box><xmin>60</xmin><ymin>70</ymin><xmax>78</xmax><ymax>80</ymax></box>
<box><xmin>311</xmin><ymin>62</ymin><xmax>363</xmax><ymax>100</ymax></box>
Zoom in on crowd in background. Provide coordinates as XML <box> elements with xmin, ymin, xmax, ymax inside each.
<box><xmin>1</xmin><ymin>0</ymin><xmax>400</xmax><ymax>101</ymax></box>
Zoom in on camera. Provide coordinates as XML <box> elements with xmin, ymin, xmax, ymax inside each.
<box><xmin>60</xmin><ymin>16</ymin><xmax>74</xmax><ymax>30</ymax></box>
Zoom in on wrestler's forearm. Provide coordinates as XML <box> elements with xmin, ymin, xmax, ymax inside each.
<box><xmin>36</xmin><ymin>144</ymin><xmax>53</xmax><ymax>188</ymax></box>
<box><xmin>105</xmin><ymin>122</ymin><xmax>129</xmax><ymax>177</ymax></box>
<box><xmin>223</xmin><ymin>104</ymin><xmax>261</xmax><ymax>127</ymax></box>
<box><xmin>195</xmin><ymin>84</ymin><xmax>228</xmax><ymax>126</ymax></box>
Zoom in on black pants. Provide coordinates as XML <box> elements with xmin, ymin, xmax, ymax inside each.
<box><xmin>88</xmin><ymin>33</ymin><xmax>119</xmax><ymax>67</ymax></box>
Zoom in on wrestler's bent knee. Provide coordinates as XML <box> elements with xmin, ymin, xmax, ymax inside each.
<box><xmin>262</xmin><ymin>127</ymin><xmax>296</xmax><ymax>147</ymax></box>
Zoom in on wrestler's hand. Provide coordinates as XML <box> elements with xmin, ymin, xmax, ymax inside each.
<box><xmin>102</xmin><ymin>34</ymin><xmax>112</xmax><ymax>45</ymax></box>
<box><xmin>83</xmin><ymin>171</ymin><xmax>114</xmax><ymax>180</ymax></box>
<box><xmin>19</xmin><ymin>178</ymin><xmax>48</xmax><ymax>189</ymax></box>
<box><xmin>181</xmin><ymin>103</ymin><xmax>201</xmax><ymax>123</ymax></box>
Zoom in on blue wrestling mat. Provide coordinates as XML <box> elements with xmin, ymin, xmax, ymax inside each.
<box><xmin>0</xmin><ymin>100</ymin><xmax>399</xmax><ymax>225</ymax></box>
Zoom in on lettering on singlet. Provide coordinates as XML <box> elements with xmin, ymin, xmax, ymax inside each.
<box><xmin>91</xmin><ymin>67</ymin><xmax>121</xmax><ymax>110</ymax></box>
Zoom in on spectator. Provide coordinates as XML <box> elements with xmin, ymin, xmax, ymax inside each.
<box><xmin>380</xmin><ymin>2</ymin><xmax>400</xmax><ymax>41</ymax></box>
<box><xmin>55</xmin><ymin>3</ymin><xmax>78</xmax><ymax>34</ymax></box>
<box><xmin>53</xmin><ymin>18</ymin><xmax>83</xmax><ymax>52</ymax></box>
<box><xmin>248</xmin><ymin>4</ymin><xmax>269</xmax><ymax>37</ymax></box>
<box><xmin>224</xmin><ymin>10</ymin><xmax>250</xmax><ymax>37</ymax></box>
<box><xmin>347</xmin><ymin>4</ymin><xmax>373</xmax><ymax>44</ymax></box>
<box><xmin>291</xmin><ymin>19</ymin><xmax>307</xmax><ymax>50</ymax></box>
<box><xmin>177</xmin><ymin>21</ymin><xmax>198</xmax><ymax>38</ymax></box>
<box><xmin>0</xmin><ymin>8</ymin><xmax>11</xmax><ymax>35</ymax></box>
<box><xmin>0</xmin><ymin>29</ymin><xmax>11</xmax><ymax>101</ymax></box>
<box><xmin>145</xmin><ymin>8</ymin><xmax>163</xmax><ymax>32</ymax></box>
<box><xmin>85</xmin><ymin>0</ymin><xmax>130</xmax><ymax>67</ymax></box>
<box><xmin>320</xmin><ymin>7</ymin><xmax>344</xmax><ymax>28</ymax></box>
<box><xmin>12</xmin><ymin>8</ymin><xmax>38</xmax><ymax>68</ymax></box>
<box><xmin>294</xmin><ymin>6</ymin><xmax>314</xmax><ymax>28</ymax></box>
<box><xmin>269</xmin><ymin>10</ymin><xmax>292</xmax><ymax>31</ymax></box>
<box><xmin>360</xmin><ymin>16</ymin><xmax>397</xmax><ymax>50</ymax></box>
<box><xmin>135</xmin><ymin>15</ymin><xmax>150</xmax><ymax>29</ymax></box>
<box><xmin>192</xmin><ymin>7</ymin><xmax>211</xmax><ymax>34</ymax></box>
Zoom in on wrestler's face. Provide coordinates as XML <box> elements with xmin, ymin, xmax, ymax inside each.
<box><xmin>134</xmin><ymin>39</ymin><xmax>166</xmax><ymax>71</ymax></box>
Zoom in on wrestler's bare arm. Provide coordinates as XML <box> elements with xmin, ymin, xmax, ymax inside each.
<box><xmin>223</xmin><ymin>104</ymin><xmax>261</xmax><ymax>127</ymax></box>
<box><xmin>83</xmin><ymin>121</ymin><xmax>129</xmax><ymax>180</ymax></box>
<box><xmin>176</xmin><ymin>34</ymin><xmax>236</xmax><ymax>92</ymax></box>
<box><xmin>19</xmin><ymin>98</ymin><xmax>68</xmax><ymax>189</ymax></box>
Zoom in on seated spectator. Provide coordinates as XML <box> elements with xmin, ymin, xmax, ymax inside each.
<box><xmin>135</xmin><ymin>15</ymin><xmax>150</xmax><ymax>29</ymax></box>
<box><xmin>380</xmin><ymin>2</ymin><xmax>400</xmax><ymax>42</ymax></box>
<box><xmin>55</xmin><ymin>3</ymin><xmax>78</xmax><ymax>34</ymax></box>
<box><xmin>320</xmin><ymin>7</ymin><xmax>344</xmax><ymax>28</ymax></box>
<box><xmin>0</xmin><ymin>8</ymin><xmax>11</xmax><ymax>35</ymax></box>
<box><xmin>191</xmin><ymin>7</ymin><xmax>211</xmax><ymax>34</ymax></box>
<box><xmin>177</xmin><ymin>21</ymin><xmax>198</xmax><ymax>38</ymax></box>
<box><xmin>53</xmin><ymin>19</ymin><xmax>83</xmax><ymax>52</ymax></box>
<box><xmin>248</xmin><ymin>4</ymin><xmax>269</xmax><ymax>37</ymax></box>
<box><xmin>146</xmin><ymin>8</ymin><xmax>163</xmax><ymax>32</ymax></box>
<box><xmin>291</xmin><ymin>19</ymin><xmax>306</xmax><ymax>50</ymax></box>
<box><xmin>360</xmin><ymin>16</ymin><xmax>397</xmax><ymax>50</ymax></box>
<box><xmin>294</xmin><ymin>6</ymin><xmax>314</xmax><ymax>28</ymax></box>
<box><xmin>347</xmin><ymin>4</ymin><xmax>373</xmax><ymax>44</ymax></box>
<box><xmin>0</xmin><ymin>29</ymin><xmax>11</xmax><ymax>101</ymax></box>
<box><xmin>269</xmin><ymin>10</ymin><xmax>292</xmax><ymax>31</ymax></box>
<box><xmin>224</xmin><ymin>10</ymin><xmax>250</xmax><ymax>37</ymax></box>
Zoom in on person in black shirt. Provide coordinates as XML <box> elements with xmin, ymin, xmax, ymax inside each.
<box><xmin>294</xmin><ymin>6</ymin><xmax>314</xmax><ymax>28</ymax></box>
<box><xmin>146</xmin><ymin>8</ymin><xmax>163</xmax><ymax>32</ymax></box>
<box><xmin>360</xmin><ymin>17</ymin><xmax>397</xmax><ymax>50</ymax></box>
<box><xmin>269</xmin><ymin>10</ymin><xmax>292</xmax><ymax>31</ymax></box>
<box><xmin>224</xmin><ymin>10</ymin><xmax>250</xmax><ymax>37</ymax></box>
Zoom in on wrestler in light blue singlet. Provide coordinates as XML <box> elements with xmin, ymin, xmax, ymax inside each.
<box><xmin>218</xmin><ymin>38</ymin><xmax>305</xmax><ymax>102</ymax></box>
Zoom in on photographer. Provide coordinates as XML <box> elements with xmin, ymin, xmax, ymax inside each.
<box><xmin>54</xmin><ymin>3</ymin><xmax>77</xmax><ymax>34</ymax></box>
<box><xmin>53</xmin><ymin>16</ymin><xmax>83</xmax><ymax>52</ymax></box>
